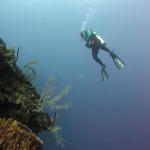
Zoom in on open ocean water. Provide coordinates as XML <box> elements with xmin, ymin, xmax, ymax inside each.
<box><xmin>1</xmin><ymin>0</ymin><xmax>150</xmax><ymax>150</ymax></box>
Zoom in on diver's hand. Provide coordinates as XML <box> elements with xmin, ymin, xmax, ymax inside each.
<box><xmin>85</xmin><ymin>42</ymin><xmax>91</xmax><ymax>48</ymax></box>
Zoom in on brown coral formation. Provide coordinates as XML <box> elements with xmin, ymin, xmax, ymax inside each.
<box><xmin>0</xmin><ymin>118</ymin><xmax>43</xmax><ymax>150</ymax></box>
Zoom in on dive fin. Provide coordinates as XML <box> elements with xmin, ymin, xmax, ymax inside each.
<box><xmin>101</xmin><ymin>66</ymin><xmax>109</xmax><ymax>81</ymax></box>
<box><xmin>113</xmin><ymin>57</ymin><xmax>125</xmax><ymax>70</ymax></box>
<box><xmin>110</xmin><ymin>51</ymin><xmax>125</xmax><ymax>70</ymax></box>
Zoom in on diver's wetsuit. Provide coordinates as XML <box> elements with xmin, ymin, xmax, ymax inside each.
<box><xmin>86</xmin><ymin>36</ymin><xmax>111</xmax><ymax>67</ymax></box>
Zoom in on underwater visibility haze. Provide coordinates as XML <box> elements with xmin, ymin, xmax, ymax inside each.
<box><xmin>1</xmin><ymin>0</ymin><xmax>150</xmax><ymax>149</ymax></box>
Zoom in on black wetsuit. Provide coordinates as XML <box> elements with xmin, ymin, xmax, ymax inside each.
<box><xmin>85</xmin><ymin>35</ymin><xmax>111</xmax><ymax>67</ymax></box>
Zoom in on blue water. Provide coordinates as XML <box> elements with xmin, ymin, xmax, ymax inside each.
<box><xmin>1</xmin><ymin>0</ymin><xmax>150</xmax><ymax>150</ymax></box>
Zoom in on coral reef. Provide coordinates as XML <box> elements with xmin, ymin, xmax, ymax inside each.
<box><xmin>0</xmin><ymin>118</ymin><xmax>43</xmax><ymax>150</ymax></box>
<box><xmin>0</xmin><ymin>38</ymin><xmax>50</xmax><ymax>149</ymax></box>
<box><xmin>0</xmin><ymin>38</ymin><xmax>51</xmax><ymax>132</ymax></box>
<box><xmin>0</xmin><ymin>38</ymin><xmax>70</xmax><ymax>148</ymax></box>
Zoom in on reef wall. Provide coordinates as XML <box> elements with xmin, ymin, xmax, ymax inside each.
<box><xmin>0</xmin><ymin>38</ymin><xmax>52</xmax><ymax>149</ymax></box>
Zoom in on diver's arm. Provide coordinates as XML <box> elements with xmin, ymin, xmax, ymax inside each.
<box><xmin>85</xmin><ymin>41</ymin><xmax>92</xmax><ymax>48</ymax></box>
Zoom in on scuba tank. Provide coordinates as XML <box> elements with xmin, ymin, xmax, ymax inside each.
<box><xmin>94</xmin><ymin>33</ymin><xmax>105</xmax><ymax>45</ymax></box>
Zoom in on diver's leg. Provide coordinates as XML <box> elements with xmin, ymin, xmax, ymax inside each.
<box><xmin>92</xmin><ymin>48</ymin><xmax>105</xmax><ymax>67</ymax></box>
<box><xmin>92</xmin><ymin>48</ymin><xmax>109</xmax><ymax>80</ymax></box>
<box><xmin>100</xmin><ymin>44</ymin><xmax>125</xmax><ymax>70</ymax></box>
<box><xmin>100</xmin><ymin>44</ymin><xmax>111</xmax><ymax>53</ymax></box>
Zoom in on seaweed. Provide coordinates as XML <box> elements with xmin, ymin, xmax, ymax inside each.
<box><xmin>34</xmin><ymin>77</ymin><xmax>71</xmax><ymax>112</ymax></box>
<box><xmin>4</xmin><ymin>47</ymin><xmax>20</xmax><ymax>71</ymax></box>
<box><xmin>48</xmin><ymin>125</ymin><xmax>65</xmax><ymax>147</ymax></box>
<box><xmin>34</xmin><ymin>77</ymin><xmax>71</xmax><ymax>146</ymax></box>
<box><xmin>22</xmin><ymin>60</ymin><xmax>39</xmax><ymax>82</ymax></box>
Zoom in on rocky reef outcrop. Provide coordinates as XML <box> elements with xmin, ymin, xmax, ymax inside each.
<box><xmin>0</xmin><ymin>38</ymin><xmax>70</xmax><ymax>149</ymax></box>
<box><xmin>0</xmin><ymin>38</ymin><xmax>52</xmax><ymax>132</ymax></box>
<box><xmin>0</xmin><ymin>38</ymin><xmax>52</xmax><ymax>149</ymax></box>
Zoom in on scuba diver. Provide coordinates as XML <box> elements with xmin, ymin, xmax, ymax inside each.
<box><xmin>80</xmin><ymin>29</ymin><xmax>125</xmax><ymax>81</ymax></box>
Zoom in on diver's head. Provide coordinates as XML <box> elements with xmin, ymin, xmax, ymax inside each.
<box><xmin>80</xmin><ymin>29</ymin><xmax>93</xmax><ymax>39</ymax></box>
<box><xmin>80</xmin><ymin>31</ymin><xmax>84</xmax><ymax>38</ymax></box>
<box><xmin>80</xmin><ymin>30</ymin><xmax>87</xmax><ymax>39</ymax></box>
